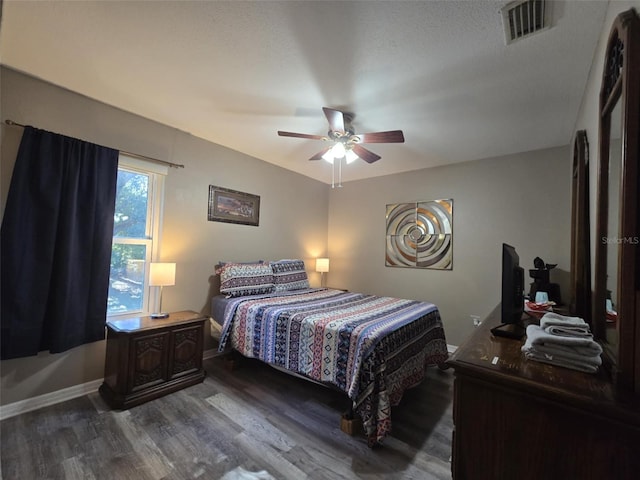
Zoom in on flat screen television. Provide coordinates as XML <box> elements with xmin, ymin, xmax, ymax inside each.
<box><xmin>490</xmin><ymin>243</ymin><xmax>526</xmax><ymax>339</ymax></box>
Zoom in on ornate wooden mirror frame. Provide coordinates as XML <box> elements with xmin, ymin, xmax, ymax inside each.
<box><xmin>593</xmin><ymin>8</ymin><xmax>640</xmax><ymax>394</ymax></box>
<box><xmin>570</xmin><ymin>130</ymin><xmax>591</xmax><ymax>324</ymax></box>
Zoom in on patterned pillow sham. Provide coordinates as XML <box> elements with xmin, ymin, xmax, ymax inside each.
<box><xmin>218</xmin><ymin>262</ymin><xmax>275</xmax><ymax>298</ymax></box>
<box><xmin>217</xmin><ymin>260</ymin><xmax>264</xmax><ymax>267</ymax></box>
<box><xmin>270</xmin><ymin>259</ymin><xmax>310</xmax><ymax>292</ymax></box>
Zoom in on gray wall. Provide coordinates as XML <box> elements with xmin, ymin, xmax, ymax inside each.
<box><xmin>0</xmin><ymin>67</ymin><xmax>329</xmax><ymax>405</ymax></box>
<box><xmin>326</xmin><ymin>147</ymin><xmax>571</xmax><ymax>345</ymax></box>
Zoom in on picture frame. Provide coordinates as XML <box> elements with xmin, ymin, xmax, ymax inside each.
<box><xmin>385</xmin><ymin>199</ymin><xmax>453</xmax><ymax>270</ymax></box>
<box><xmin>208</xmin><ymin>185</ymin><xmax>260</xmax><ymax>226</ymax></box>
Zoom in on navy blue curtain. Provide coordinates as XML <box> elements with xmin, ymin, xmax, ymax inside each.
<box><xmin>1</xmin><ymin>126</ymin><xmax>119</xmax><ymax>359</ymax></box>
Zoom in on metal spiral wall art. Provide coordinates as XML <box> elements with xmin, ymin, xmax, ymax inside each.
<box><xmin>385</xmin><ymin>199</ymin><xmax>453</xmax><ymax>269</ymax></box>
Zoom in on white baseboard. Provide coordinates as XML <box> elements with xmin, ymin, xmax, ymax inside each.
<box><xmin>0</xmin><ymin>378</ymin><xmax>103</xmax><ymax>421</ymax></box>
<box><xmin>1</xmin><ymin>350</ymin><xmax>220</xmax><ymax>421</ymax></box>
<box><xmin>2</xmin><ymin>346</ymin><xmax>455</xmax><ymax>420</ymax></box>
<box><xmin>202</xmin><ymin>348</ymin><xmax>218</xmax><ymax>360</ymax></box>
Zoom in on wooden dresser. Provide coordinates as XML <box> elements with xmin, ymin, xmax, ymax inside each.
<box><xmin>447</xmin><ymin>306</ymin><xmax>640</xmax><ymax>480</ymax></box>
<box><xmin>99</xmin><ymin>310</ymin><xmax>207</xmax><ymax>409</ymax></box>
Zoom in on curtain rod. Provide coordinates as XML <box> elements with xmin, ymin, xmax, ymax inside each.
<box><xmin>4</xmin><ymin>119</ymin><xmax>185</xmax><ymax>169</ymax></box>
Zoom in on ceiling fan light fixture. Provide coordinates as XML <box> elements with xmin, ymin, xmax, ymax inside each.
<box><xmin>332</xmin><ymin>142</ymin><xmax>346</xmax><ymax>158</ymax></box>
<box><xmin>345</xmin><ymin>148</ymin><xmax>358</xmax><ymax>164</ymax></box>
<box><xmin>322</xmin><ymin>149</ymin><xmax>335</xmax><ymax>163</ymax></box>
<box><xmin>323</xmin><ymin>142</ymin><xmax>350</xmax><ymax>163</ymax></box>
<box><xmin>279</xmin><ymin>107</ymin><xmax>404</xmax><ymax>170</ymax></box>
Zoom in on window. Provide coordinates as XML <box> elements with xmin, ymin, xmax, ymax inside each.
<box><xmin>107</xmin><ymin>155</ymin><xmax>166</xmax><ymax>317</ymax></box>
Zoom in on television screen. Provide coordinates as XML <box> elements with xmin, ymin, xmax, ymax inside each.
<box><xmin>491</xmin><ymin>243</ymin><xmax>526</xmax><ymax>339</ymax></box>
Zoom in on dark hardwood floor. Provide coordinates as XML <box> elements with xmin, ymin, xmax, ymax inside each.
<box><xmin>0</xmin><ymin>355</ymin><xmax>454</xmax><ymax>479</ymax></box>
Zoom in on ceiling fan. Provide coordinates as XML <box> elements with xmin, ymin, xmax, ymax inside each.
<box><xmin>277</xmin><ymin>107</ymin><xmax>405</xmax><ymax>164</ymax></box>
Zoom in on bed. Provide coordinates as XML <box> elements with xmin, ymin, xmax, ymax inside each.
<box><xmin>211</xmin><ymin>260</ymin><xmax>449</xmax><ymax>446</ymax></box>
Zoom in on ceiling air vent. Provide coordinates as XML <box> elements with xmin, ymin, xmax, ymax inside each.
<box><xmin>501</xmin><ymin>0</ymin><xmax>548</xmax><ymax>45</ymax></box>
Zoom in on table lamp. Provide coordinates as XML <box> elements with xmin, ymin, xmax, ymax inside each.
<box><xmin>315</xmin><ymin>257</ymin><xmax>330</xmax><ymax>288</ymax></box>
<box><xmin>149</xmin><ymin>262</ymin><xmax>176</xmax><ymax>318</ymax></box>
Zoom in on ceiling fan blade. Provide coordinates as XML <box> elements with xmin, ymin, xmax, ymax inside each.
<box><xmin>322</xmin><ymin>107</ymin><xmax>345</xmax><ymax>133</ymax></box>
<box><xmin>309</xmin><ymin>147</ymin><xmax>332</xmax><ymax>161</ymax></box>
<box><xmin>354</xmin><ymin>130</ymin><xmax>405</xmax><ymax>144</ymax></box>
<box><xmin>352</xmin><ymin>145</ymin><xmax>381</xmax><ymax>164</ymax></box>
<box><xmin>278</xmin><ymin>131</ymin><xmax>327</xmax><ymax>140</ymax></box>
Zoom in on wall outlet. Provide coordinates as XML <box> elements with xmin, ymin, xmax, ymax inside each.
<box><xmin>470</xmin><ymin>315</ymin><xmax>482</xmax><ymax>327</ymax></box>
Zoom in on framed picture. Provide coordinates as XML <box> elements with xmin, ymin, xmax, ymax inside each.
<box><xmin>385</xmin><ymin>199</ymin><xmax>453</xmax><ymax>269</ymax></box>
<box><xmin>208</xmin><ymin>185</ymin><xmax>260</xmax><ymax>226</ymax></box>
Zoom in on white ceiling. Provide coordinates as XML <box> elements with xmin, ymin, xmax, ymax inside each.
<box><xmin>0</xmin><ymin>1</ymin><xmax>608</xmax><ymax>184</ymax></box>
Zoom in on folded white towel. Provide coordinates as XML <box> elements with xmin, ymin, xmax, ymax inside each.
<box><xmin>524</xmin><ymin>325</ymin><xmax>601</xmax><ymax>354</ymax></box>
<box><xmin>526</xmin><ymin>342</ymin><xmax>602</xmax><ymax>361</ymax></box>
<box><xmin>544</xmin><ymin>325</ymin><xmax>592</xmax><ymax>338</ymax></box>
<box><xmin>539</xmin><ymin>312</ymin><xmax>587</xmax><ymax>329</ymax></box>
<box><xmin>521</xmin><ymin>324</ymin><xmax>602</xmax><ymax>373</ymax></box>
<box><xmin>522</xmin><ymin>349</ymin><xmax>600</xmax><ymax>373</ymax></box>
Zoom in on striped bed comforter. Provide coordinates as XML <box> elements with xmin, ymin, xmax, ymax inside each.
<box><xmin>218</xmin><ymin>288</ymin><xmax>448</xmax><ymax>445</ymax></box>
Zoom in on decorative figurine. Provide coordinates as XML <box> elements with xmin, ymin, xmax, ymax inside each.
<box><xmin>529</xmin><ymin>257</ymin><xmax>562</xmax><ymax>305</ymax></box>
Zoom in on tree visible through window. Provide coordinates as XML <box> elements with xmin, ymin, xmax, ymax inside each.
<box><xmin>108</xmin><ymin>159</ymin><xmax>164</xmax><ymax>316</ymax></box>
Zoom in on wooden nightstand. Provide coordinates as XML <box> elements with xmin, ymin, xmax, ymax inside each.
<box><xmin>99</xmin><ymin>310</ymin><xmax>207</xmax><ymax>409</ymax></box>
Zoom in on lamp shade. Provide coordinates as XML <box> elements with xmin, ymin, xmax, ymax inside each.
<box><xmin>315</xmin><ymin>258</ymin><xmax>330</xmax><ymax>273</ymax></box>
<box><xmin>149</xmin><ymin>262</ymin><xmax>176</xmax><ymax>287</ymax></box>
<box><xmin>345</xmin><ymin>149</ymin><xmax>359</xmax><ymax>164</ymax></box>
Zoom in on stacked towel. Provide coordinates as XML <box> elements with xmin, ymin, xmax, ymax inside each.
<box><xmin>540</xmin><ymin>312</ymin><xmax>593</xmax><ymax>338</ymax></box>
<box><xmin>521</xmin><ymin>312</ymin><xmax>602</xmax><ymax>373</ymax></box>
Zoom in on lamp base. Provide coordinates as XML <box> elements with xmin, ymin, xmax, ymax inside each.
<box><xmin>150</xmin><ymin>312</ymin><xmax>170</xmax><ymax>319</ymax></box>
